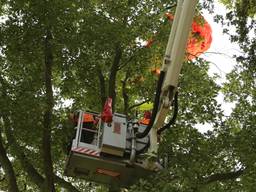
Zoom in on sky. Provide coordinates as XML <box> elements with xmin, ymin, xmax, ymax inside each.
<box><xmin>201</xmin><ymin>1</ymin><xmax>240</xmax><ymax>82</ymax></box>
<box><xmin>197</xmin><ymin>0</ymin><xmax>241</xmax><ymax>132</ymax></box>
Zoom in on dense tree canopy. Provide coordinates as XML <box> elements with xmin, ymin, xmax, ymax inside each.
<box><xmin>0</xmin><ymin>0</ymin><xmax>255</xmax><ymax>191</ymax></box>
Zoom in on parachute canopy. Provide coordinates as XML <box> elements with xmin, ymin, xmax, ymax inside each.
<box><xmin>186</xmin><ymin>15</ymin><xmax>212</xmax><ymax>60</ymax></box>
<box><xmin>146</xmin><ymin>13</ymin><xmax>212</xmax><ymax>60</ymax></box>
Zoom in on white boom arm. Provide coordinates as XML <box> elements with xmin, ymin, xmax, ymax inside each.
<box><xmin>149</xmin><ymin>0</ymin><xmax>198</xmax><ymax>152</ymax></box>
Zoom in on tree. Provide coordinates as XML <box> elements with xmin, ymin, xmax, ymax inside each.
<box><xmin>0</xmin><ymin>0</ymin><xmax>255</xmax><ymax>191</ymax></box>
<box><xmin>0</xmin><ymin>0</ymin><xmax>88</xmax><ymax>191</ymax></box>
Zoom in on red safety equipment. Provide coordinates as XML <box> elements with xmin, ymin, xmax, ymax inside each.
<box><xmin>145</xmin><ymin>39</ymin><xmax>154</xmax><ymax>48</ymax></box>
<box><xmin>151</xmin><ymin>68</ymin><xmax>161</xmax><ymax>76</ymax></box>
<box><xmin>139</xmin><ymin>111</ymin><xmax>152</xmax><ymax>125</ymax></box>
<box><xmin>165</xmin><ymin>12</ymin><xmax>174</xmax><ymax>21</ymax></box>
<box><xmin>83</xmin><ymin>113</ymin><xmax>94</xmax><ymax>122</ymax></box>
<box><xmin>101</xmin><ymin>97</ymin><xmax>113</xmax><ymax>123</ymax></box>
<box><xmin>70</xmin><ymin>113</ymin><xmax>94</xmax><ymax>123</ymax></box>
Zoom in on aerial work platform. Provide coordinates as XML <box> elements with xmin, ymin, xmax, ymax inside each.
<box><xmin>65</xmin><ymin>0</ymin><xmax>204</xmax><ymax>189</ymax></box>
<box><xmin>65</xmin><ymin>148</ymin><xmax>154</xmax><ymax>188</ymax></box>
<box><xmin>64</xmin><ymin>111</ymin><xmax>158</xmax><ymax>188</ymax></box>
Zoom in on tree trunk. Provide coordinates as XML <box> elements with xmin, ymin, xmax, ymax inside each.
<box><xmin>42</xmin><ymin>29</ymin><xmax>55</xmax><ymax>192</ymax></box>
<box><xmin>0</xmin><ymin>131</ymin><xmax>19</xmax><ymax>192</ymax></box>
<box><xmin>108</xmin><ymin>44</ymin><xmax>122</xmax><ymax>112</ymax></box>
<box><xmin>0</xmin><ymin>76</ymin><xmax>44</xmax><ymax>189</ymax></box>
<box><xmin>0</xmin><ymin>52</ymin><xmax>79</xmax><ymax>192</ymax></box>
<box><xmin>2</xmin><ymin>115</ymin><xmax>45</xmax><ymax>189</ymax></box>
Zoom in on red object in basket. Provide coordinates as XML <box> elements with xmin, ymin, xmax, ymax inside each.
<box><xmin>101</xmin><ymin>97</ymin><xmax>113</xmax><ymax>123</ymax></box>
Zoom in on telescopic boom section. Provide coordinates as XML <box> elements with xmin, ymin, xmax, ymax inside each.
<box><xmin>137</xmin><ymin>0</ymin><xmax>198</xmax><ymax>151</ymax></box>
<box><xmin>154</xmin><ymin>0</ymin><xmax>198</xmax><ymax>129</ymax></box>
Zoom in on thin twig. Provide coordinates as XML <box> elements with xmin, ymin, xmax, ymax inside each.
<box><xmin>129</xmin><ymin>99</ymin><xmax>151</xmax><ymax>110</ymax></box>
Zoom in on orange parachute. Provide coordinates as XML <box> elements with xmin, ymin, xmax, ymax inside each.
<box><xmin>146</xmin><ymin>13</ymin><xmax>212</xmax><ymax>61</ymax></box>
<box><xmin>151</xmin><ymin>68</ymin><xmax>161</xmax><ymax>76</ymax></box>
<box><xmin>186</xmin><ymin>15</ymin><xmax>212</xmax><ymax>60</ymax></box>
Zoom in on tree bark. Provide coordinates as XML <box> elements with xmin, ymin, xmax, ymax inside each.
<box><xmin>0</xmin><ymin>76</ymin><xmax>42</xmax><ymax>190</ymax></box>
<box><xmin>121</xmin><ymin>73</ymin><xmax>129</xmax><ymax>115</ymax></box>
<box><xmin>203</xmin><ymin>169</ymin><xmax>245</xmax><ymax>184</ymax></box>
<box><xmin>108</xmin><ymin>187</ymin><xmax>120</xmax><ymax>192</ymax></box>
<box><xmin>0</xmin><ymin>77</ymin><xmax>44</xmax><ymax>189</ymax></box>
<box><xmin>1</xmin><ymin>114</ymin><xmax>80</xmax><ymax>192</ymax></box>
<box><xmin>0</xmin><ymin>130</ymin><xmax>19</xmax><ymax>192</ymax></box>
<box><xmin>1</xmin><ymin>66</ymin><xmax>80</xmax><ymax>192</ymax></box>
<box><xmin>42</xmin><ymin>29</ymin><xmax>55</xmax><ymax>192</ymax></box>
<box><xmin>108</xmin><ymin>44</ymin><xmax>122</xmax><ymax>111</ymax></box>
<box><xmin>54</xmin><ymin>175</ymin><xmax>80</xmax><ymax>192</ymax></box>
<box><xmin>97</xmin><ymin>69</ymin><xmax>106</xmax><ymax>108</ymax></box>
<box><xmin>128</xmin><ymin>99</ymin><xmax>151</xmax><ymax>111</ymax></box>
<box><xmin>0</xmin><ymin>118</ymin><xmax>80</xmax><ymax>191</ymax></box>
<box><xmin>1</xmin><ymin>113</ymin><xmax>45</xmax><ymax>189</ymax></box>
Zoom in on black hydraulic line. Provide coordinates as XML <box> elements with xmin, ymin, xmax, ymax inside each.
<box><xmin>157</xmin><ymin>91</ymin><xmax>178</xmax><ymax>135</ymax></box>
<box><xmin>166</xmin><ymin>3</ymin><xmax>177</xmax><ymax>10</ymax></box>
<box><xmin>124</xmin><ymin>136</ymin><xmax>150</xmax><ymax>157</ymax></box>
<box><xmin>136</xmin><ymin>71</ymin><xmax>165</xmax><ymax>139</ymax></box>
<box><xmin>136</xmin><ymin>137</ymin><xmax>150</xmax><ymax>155</ymax></box>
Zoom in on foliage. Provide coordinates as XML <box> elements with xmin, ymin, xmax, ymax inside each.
<box><xmin>0</xmin><ymin>0</ymin><xmax>255</xmax><ymax>191</ymax></box>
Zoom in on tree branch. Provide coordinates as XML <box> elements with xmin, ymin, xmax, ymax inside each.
<box><xmin>108</xmin><ymin>43</ymin><xmax>122</xmax><ymax>111</ymax></box>
<box><xmin>42</xmin><ymin>28</ymin><xmax>55</xmax><ymax>192</ymax></box>
<box><xmin>0</xmin><ymin>119</ymin><xmax>80</xmax><ymax>192</ymax></box>
<box><xmin>54</xmin><ymin>175</ymin><xmax>80</xmax><ymax>192</ymax></box>
<box><xmin>2</xmin><ymin>115</ymin><xmax>45</xmax><ymax>189</ymax></box>
<box><xmin>118</xmin><ymin>46</ymin><xmax>143</xmax><ymax>71</ymax></box>
<box><xmin>0</xmin><ymin>128</ymin><xmax>19</xmax><ymax>192</ymax></box>
<box><xmin>0</xmin><ymin>76</ymin><xmax>44</xmax><ymax>189</ymax></box>
<box><xmin>203</xmin><ymin>169</ymin><xmax>245</xmax><ymax>185</ymax></box>
<box><xmin>97</xmin><ymin>69</ymin><xmax>106</xmax><ymax>108</ymax></box>
<box><xmin>121</xmin><ymin>73</ymin><xmax>129</xmax><ymax>115</ymax></box>
<box><xmin>128</xmin><ymin>99</ymin><xmax>151</xmax><ymax>111</ymax></box>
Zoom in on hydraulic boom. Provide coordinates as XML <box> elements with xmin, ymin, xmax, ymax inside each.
<box><xmin>64</xmin><ymin>0</ymin><xmax>199</xmax><ymax>189</ymax></box>
<box><xmin>137</xmin><ymin>0</ymin><xmax>198</xmax><ymax>152</ymax></box>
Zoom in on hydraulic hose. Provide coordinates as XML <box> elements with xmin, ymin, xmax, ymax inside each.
<box><xmin>129</xmin><ymin>122</ymin><xmax>139</xmax><ymax>164</ymax></box>
<box><xmin>157</xmin><ymin>91</ymin><xmax>178</xmax><ymax>135</ymax></box>
<box><xmin>136</xmin><ymin>137</ymin><xmax>150</xmax><ymax>155</ymax></box>
<box><xmin>136</xmin><ymin>71</ymin><xmax>165</xmax><ymax>138</ymax></box>
<box><xmin>129</xmin><ymin>128</ymin><xmax>136</xmax><ymax>164</ymax></box>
